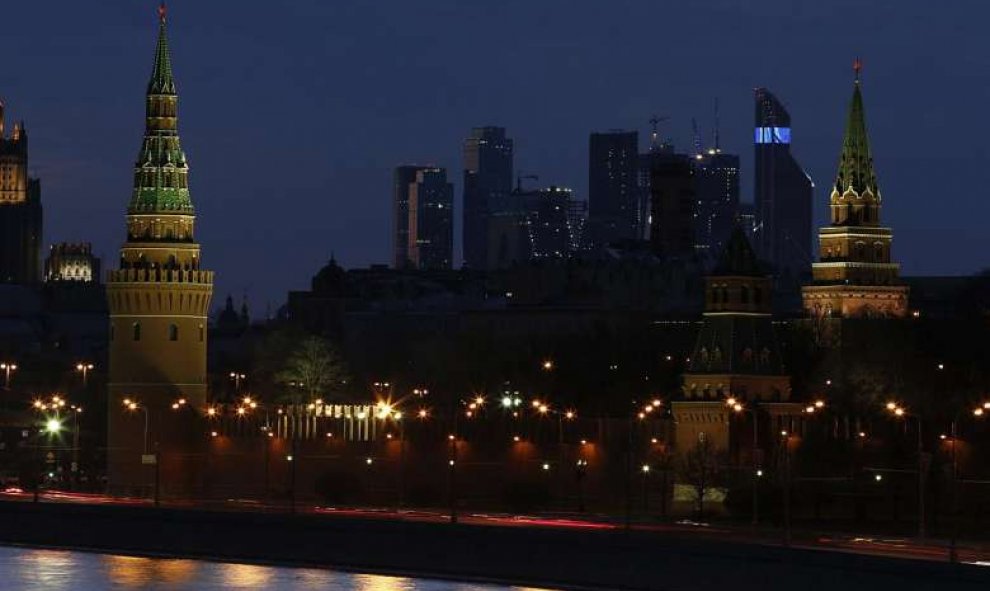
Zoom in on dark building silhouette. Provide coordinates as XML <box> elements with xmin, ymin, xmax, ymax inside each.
<box><xmin>754</xmin><ymin>89</ymin><xmax>813</xmax><ymax>295</ymax></box>
<box><xmin>487</xmin><ymin>186</ymin><xmax>575</xmax><ymax>268</ymax></box>
<box><xmin>463</xmin><ymin>127</ymin><xmax>513</xmax><ymax>270</ymax></box>
<box><xmin>649</xmin><ymin>150</ymin><xmax>696</xmax><ymax>259</ymax></box>
<box><xmin>407</xmin><ymin>167</ymin><xmax>454</xmax><ymax>270</ymax></box>
<box><xmin>391</xmin><ymin>165</ymin><xmax>423</xmax><ymax>269</ymax></box>
<box><xmin>589</xmin><ymin>131</ymin><xmax>639</xmax><ymax>247</ymax></box>
<box><xmin>693</xmin><ymin>149</ymin><xmax>740</xmax><ymax>263</ymax></box>
<box><xmin>0</xmin><ymin>103</ymin><xmax>42</xmax><ymax>285</ymax></box>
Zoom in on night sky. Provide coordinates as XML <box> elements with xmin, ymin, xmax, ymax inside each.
<box><xmin>1</xmin><ymin>1</ymin><xmax>987</xmax><ymax>313</ymax></box>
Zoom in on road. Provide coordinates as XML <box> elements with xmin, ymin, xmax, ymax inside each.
<box><xmin>3</xmin><ymin>487</ymin><xmax>989</xmax><ymax>567</ymax></box>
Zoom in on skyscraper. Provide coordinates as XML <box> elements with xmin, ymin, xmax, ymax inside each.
<box><xmin>392</xmin><ymin>165</ymin><xmax>422</xmax><ymax>269</ymax></box>
<box><xmin>754</xmin><ymin>89</ymin><xmax>813</xmax><ymax>289</ymax></box>
<box><xmin>0</xmin><ymin>103</ymin><xmax>42</xmax><ymax>285</ymax></box>
<box><xmin>486</xmin><ymin>185</ymin><xmax>575</xmax><ymax>268</ymax></box>
<box><xmin>649</xmin><ymin>149</ymin><xmax>696</xmax><ymax>259</ymax></box>
<box><xmin>407</xmin><ymin>167</ymin><xmax>454</xmax><ymax>270</ymax></box>
<box><xmin>802</xmin><ymin>64</ymin><xmax>908</xmax><ymax>318</ymax></box>
<box><xmin>106</xmin><ymin>7</ymin><xmax>214</xmax><ymax>491</ymax></box>
<box><xmin>693</xmin><ymin>149</ymin><xmax>740</xmax><ymax>262</ymax></box>
<box><xmin>589</xmin><ymin>131</ymin><xmax>639</xmax><ymax>247</ymax></box>
<box><xmin>463</xmin><ymin>127</ymin><xmax>513</xmax><ymax>269</ymax></box>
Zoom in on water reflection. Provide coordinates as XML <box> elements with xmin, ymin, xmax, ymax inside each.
<box><xmin>105</xmin><ymin>554</ymin><xmax>198</xmax><ymax>587</ymax></box>
<box><xmin>0</xmin><ymin>547</ymin><xmax>552</xmax><ymax>591</ymax></box>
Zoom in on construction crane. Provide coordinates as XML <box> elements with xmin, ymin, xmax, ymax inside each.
<box><xmin>649</xmin><ymin>115</ymin><xmax>670</xmax><ymax>152</ymax></box>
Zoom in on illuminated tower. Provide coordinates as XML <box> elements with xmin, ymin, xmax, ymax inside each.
<box><xmin>106</xmin><ymin>5</ymin><xmax>214</xmax><ymax>491</ymax></box>
<box><xmin>0</xmin><ymin>101</ymin><xmax>42</xmax><ymax>285</ymax></box>
<box><xmin>802</xmin><ymin>62</ymin><xmax>908</xmax><ymax>318</ymax></box>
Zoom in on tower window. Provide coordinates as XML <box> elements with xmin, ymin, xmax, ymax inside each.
<box><xmin>198</xmin><ymin>324</ymin><xmax>204</xmax><ymax>342</ymax></box>
<box><xmin>133</xmin><ymin>322</ymin><xmax>141</xmax><ymax>341</ymax></box>
<box><xmin>169</xmin><ymin>324</ymin><xmax>179</xmax><ymax>341</ymax></box>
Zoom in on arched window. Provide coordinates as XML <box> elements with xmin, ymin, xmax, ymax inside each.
<box><xmin>133</xmin><ymin>322</ymin><xmax>141</xmax><ymax>341</ymax></box>
<box><xmin>169</xmin><ymin>324</ymin><xmax>179</xmax><ymax>341</ymax></box>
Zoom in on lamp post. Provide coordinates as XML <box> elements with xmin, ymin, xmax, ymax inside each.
<box><xmin>886</xmin><ymin>402</ymin><xmax>926</xmax><ymax>539</ymax></box>
<box><xmin>0</xmin><ymin>362</ymin><xmax>16</xmax><ymax>389</ymax></box>
<box><xmin>948</xmin><ymin>402</ymin><xmax>989</xmax><ymax>563</ymax></box>
<box><xmin>727</xmin><ymin>398</ymin><xmax>761</xmax><ymax>526</ymax></box>
<box><xmin>76</xmin><ymin>363</ymin><xmax>94</xmax><ymax>389</ymax></box>
<box><xmin>781</xmin><ymin>429</ymin><xmax>792</xmax><ymax>547</ymax></box>
<box><xmin>229</xmin><ymin>372</ymin><xmax>246</xmax><ymax>394</ymax></box>
<box><xmin>69</xmin><ymin>405</ymin><xmax>83</xmax><ymax>489</ymax></box>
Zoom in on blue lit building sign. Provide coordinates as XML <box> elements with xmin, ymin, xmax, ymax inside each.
<box><xmin>754</xmin><ymin>127</ymin><xmax>791</xmax><ymax>144</ymax></box>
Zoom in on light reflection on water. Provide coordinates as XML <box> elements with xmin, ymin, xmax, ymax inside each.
<box><xmin>0</xmin><ymin>547</ymin><xmax>551</xmax><ymax>590</ymax></box>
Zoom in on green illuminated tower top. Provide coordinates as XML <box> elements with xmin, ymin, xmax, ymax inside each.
<box><xmin>830</xmin><ymin>58</ymin><xmax>880</xmax><ymax>226</ymax></box>
<box><xmin>129</xmin><ymin>2</ymin><xmax>192</xmax><ymax>214</ymax></box>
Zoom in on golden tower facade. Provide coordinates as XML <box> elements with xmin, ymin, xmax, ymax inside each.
<box><xmin>802</xmin><ymin>64</ymin><xmax>908</xmax><ymax>319</ymax></box>
<box><xmin>106</xmin><ymin>7</ymin><xmax>213</xmax><ymax>491</ymax></box>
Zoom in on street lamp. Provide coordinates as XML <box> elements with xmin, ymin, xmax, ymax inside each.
<box><xmin>727</xmin><ymin>399</ymin><xmax>761</xmax><ymax>526</ymax></box>
<box><xmin>886</xmin><ymin>402</ymin><xmax>926</xmax><ymax>539</ymax></box>
<box><xmin>76</xmin><ymin>363</ymin><xmax>95</xmax><ymax>388</ymax></box>
<box><xmin>0</xmin><ymin>362</ymin><xmax>17</xmax><ymax>389</ymax></box>
<box><xmin>948</xmin><ymin>401</ymin><xmax>988</xmax><ymax>563</ymax></box>
<box><xmin>229</xmin><ymin>372</ymin><xmax>246</xmax><ymax>393</ymax></box>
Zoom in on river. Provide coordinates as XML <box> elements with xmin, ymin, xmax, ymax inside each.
<box><xmin>0</xmin><ymin>546</ymin><xmax>552</xmax><ymax>590</ymax></box>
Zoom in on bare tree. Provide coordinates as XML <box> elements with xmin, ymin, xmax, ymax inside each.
<box><xmin>679</xmin><ymin>437</ymin><xmax>723</xmax><ymax>520</ymax></box>
<box><xmin>275</xmin><ymin>337</ymin><xmax>349</xmax><ymax>402</ymax></box>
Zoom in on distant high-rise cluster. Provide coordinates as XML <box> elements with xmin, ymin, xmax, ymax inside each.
<box><xmin>0</xmin><ymin>102</ymin><xmax>42</xmax><ymax>285</ymax></box>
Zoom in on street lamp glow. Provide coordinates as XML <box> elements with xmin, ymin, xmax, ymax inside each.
<box><xmin>726</xmin><ymin>397</ymin><xmax>737</xmax><ymax>407</ymax></box>
<box><xmin>894</xmin><ymin>407</ymin><xmax>905</xmax><ymax>417</ymax></box>
<box><xmin>542</xmin><ymin>463</ymin><xmax>550</xmax><ymax>471</ymax></box>
<box><xmin>641</xmin><ymin>464</ymin><xmax>650</xmax><ymax>473</ymax></box>
<box><xmin>542</xmin><ymin>360</ymin><xmax>554</xmax><ymax>371</ymax></box>
<box><xmin>501</xmin><ymin>396</ymin><xmax>513</xmax><ymax>408</ymax></box>
<box><xmin>538</xmin><ymin>404</ymin><xmax>549</xmax><ymax>414</ymax></box>
<box><xmin>652</xmin><ymin>399</ymin><xmax>662</xmax><ymax>407</ymax></box>
<box><xmin>814</xmin><ymin>400</ymin><xmax>825</xmax><ymax>408</ymax></box>
<box><xmin>975</xmin><ymin>408</ymin><xmax>985</xmax><ymax>417</ymax></box>
<box><xmin>886</xmin><ymin>402</ymin><xmax>897</xmax><ymax>411</ymax></box>
<box><xmin>565</xmin><ymin>410</ymin><xmax>575</xmax><ymax>420</ymax></box>
<box><xmin>875</xmin><ymin>474</ymin><xmax>883</xmax><ymax>482</ymax></box>
<box><xmin>207</xmin><ymin>407</ymin><xmax>217</xmax><ymax>417</ymax></box>
<box><xmin>417</xmin><ymin>409</ymin><xmax>429</xmax><ymax>419</ymax></box>
<box><xmin>733</xmin><ymin>403</ymin><xmax>743</xmax><ymax>412</ymax></box>
<box><xmin>44</xmin><ymin>418</ymin><xmax>62</xmax><ymax>434</ymax></box>
<box><xmin>365</xmin><ymin>457</ymin><xmax>373</xmax><ymax>465</ymax></box>
<box><xmin>756</xmin><ymin>469</ymin><xmax>763</xmax><ymax>477</ymax></box>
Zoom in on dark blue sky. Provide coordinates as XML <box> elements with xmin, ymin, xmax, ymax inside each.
<box><xmin>1</xmin><ymin>1</ymin><xmax>987</xmax><ymax>312</ymax></box>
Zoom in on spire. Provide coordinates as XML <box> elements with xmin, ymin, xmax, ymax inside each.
<box><xmin>128</xmin><ymin>5</ymin><xmax>192</xmax><ymax>214</ymax></box>
<box><xmin>148</xmin><ymin>3</ymin><xmax>176</xmax><ymax>96</ymax></box>
<box><xmin>833</xmin><ymin>59</ymin><xmax>879</xmax><ymax>199</ymax></box>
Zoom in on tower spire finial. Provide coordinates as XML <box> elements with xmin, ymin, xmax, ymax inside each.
<box><xmin>853</xmin><ymin>57</ymin><xmax>862</xmax><ymax>82</ymax></box>
<box><xmin>158</xmin><ymin>2</ymin><xmax>167</xmax><ymax>24</ymax></box>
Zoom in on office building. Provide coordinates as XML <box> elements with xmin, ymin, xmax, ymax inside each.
<box><xmin>407</xmin><ymin>168</ymin><xmax>454</xmax><ymax>270</ymax></box>
<box><xmin>754</xmin><ymin>89</ymin><xmax>814</xmax><ymax>286</ymax></box>
<box><xmin>463</xmin><ymin>127</ymin><xmax>513</xmax><ymax>270</ymax></box>
<box><xmin>589</xmin><ymin>131</ymin><xmax>639</xmax><ymax>246</ymax></box>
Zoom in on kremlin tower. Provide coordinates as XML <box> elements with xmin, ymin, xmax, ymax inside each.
<box><xmin>802</xmin><ymin>62</ymin><xmax>909</xmax><ymax>319</ymax></box>
<box><xmin>106</xmin><ymin>5</ymin><xmax>214</xmax><ymax>492</ymax></box>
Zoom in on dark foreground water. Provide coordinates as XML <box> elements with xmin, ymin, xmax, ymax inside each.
<box><xmin>0</xmin><ymin>546</ymin><xmax>551</xmax><ymax>590</ymax></box>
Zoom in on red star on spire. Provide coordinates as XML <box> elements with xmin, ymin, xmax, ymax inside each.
<box><xmin>853</xmin><ymin>57</ymin><xmax>862</xmax><ymax>81</ymax></box>
<box><xmin>158</xmin><ymin>2</ymin><xmax>167</xmax><ymax>24</ymax></box>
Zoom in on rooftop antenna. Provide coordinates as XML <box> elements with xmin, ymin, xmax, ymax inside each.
<box><xmin>713</xmin><ymin>98</ymin><xmax>721</xmax><ymax>152</ymax></box>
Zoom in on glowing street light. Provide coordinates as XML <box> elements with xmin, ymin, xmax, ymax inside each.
<box><xmin>0</xmin><ymin>362</ymin><xmax>17</xmax><ymax>389</ymax></box>
<box><xmin>542</xmin><ymin>360</ymin><xmax>554</xmax><ymax>371</ymax></box>
<box><xmin>229</xmin><ymin>372</ymin><xmax>247</xmax><ymax>392</ymax></box>
<box><xmin>75</xmin><ymin>363</ymin><xmax>95</xmax><ymax>388</ymax></box>
<box><xmin>44</xmin><ymin>417</ymin><xmax>62</xmax><ymax>434</ymax></box>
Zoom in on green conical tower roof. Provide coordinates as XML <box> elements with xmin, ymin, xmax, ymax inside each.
<box><xmin>833</xmin><ymin>64</ymin><xmax>880</xmax><ymax>199</ymax></box>
<box><xmin>128</xmin><ymin>4</ymin><xmax>193</xmax><ymax>214</ymax></box>
<box><xmin>148</xmin><ymin>10</ymin><xmax>176</xmax><ymax>96</ymax></box>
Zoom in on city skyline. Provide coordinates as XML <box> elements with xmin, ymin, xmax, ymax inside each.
<box><xmin>1</xmin><ymin>1</ymin><xmax>988</xmax><ymax>309</ymax></box>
